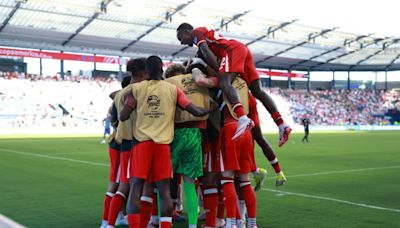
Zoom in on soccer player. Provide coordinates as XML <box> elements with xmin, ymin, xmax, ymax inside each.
<box><xmin>164</xmin><ymin>63</ymin><xmax>211</xmax><ymax>228</ymax></box>
<box><xmin>101</xmin><ymin>115</ymin><xmax>111</xmax><ymax>144</ymax></box>
<box><xmin>218</xmin><ymin>76</ymin><xmax>258</xmax><ymax>228</ymax></box>
<box><xmin>100</xmin><ymin>76</ymin><xmax>131</xmax><ymax>228</ymax></box>
<box><xmin>106</xmin><ymin>58</ymin><xmax>148</xmax><ymax>228</ymax></box>
<box><xmin>302</xmin><ymin>115</ymin><xmax>310</xmax><ymax>143</ymax></box>
<box><xmin>120</xmin><ymin>56</ymin><xmax>215</xmax><ymax>228</ymax></box>
<box><xmin>176</xmin><ymin>23</ymin><xmax>292</xmax><ymax>146</ymax></box>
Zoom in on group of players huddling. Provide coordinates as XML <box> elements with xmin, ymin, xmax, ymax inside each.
<box><xmin>100</xmin><ymin>23</ymin><xmax>292</xmax><ymax>228</ymax></box>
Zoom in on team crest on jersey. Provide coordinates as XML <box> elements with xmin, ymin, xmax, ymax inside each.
<box><xmin>181</xmin><ymin>78</ymin><xmax>192</xmax><ymax>87</ymax></box>
<box><xmin>147</xmin><ymin>95</ymin><xmax>160</xmax><ymax>111</ymax></box>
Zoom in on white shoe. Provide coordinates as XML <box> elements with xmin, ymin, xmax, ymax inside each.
<box><xmin>236</xmin><ymin>219</ymin><xmax>246</xmax><ymax>228</ymax></box>
<box><xmin>216</xmin><ymin>218</ymin><xmax>226</xmax><ymax>227</ymax></box>
<box><xmin>101</xmin><ymin>139</ymin><xmax>106</xmax><ymax>144</ymax></box>
<box><xmin>115</xmin><ymin>213</ymin><xmax>128</xmax><ymax>226</ymax></box>
<box><xmin>100</xmin><ymin>220</ymin><xmax>108</xmax><ymax>228</ymax></box>
<box><xmin>232</xmin><ymin>116</ymin><xmax>254</xmax><ymax>140</ymax></box>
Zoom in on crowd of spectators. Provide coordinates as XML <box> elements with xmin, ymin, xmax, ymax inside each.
<box><xmin>0</xmin><ymin>71</ymin><xmax>120</xmax><ymax>129</ymax></box>
<box><xmin>268</xmin><ymin>88</ymin><xmax>400</xmax><ymax>126</ymax></box>
<box><xmin>1</xmin><ymin>71</ymin><xmax>399</xmax><ymax>128</ymax></box>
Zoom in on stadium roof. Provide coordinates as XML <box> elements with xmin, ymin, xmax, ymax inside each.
<box><xmin>1</xmin><ymin>0</ymin><xmax>400</xmax><ymax>71</ymax></box>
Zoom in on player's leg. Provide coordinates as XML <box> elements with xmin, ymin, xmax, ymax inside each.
<box><xmin>238</xmin><ymin>173</ymin><xmax>257</xmax><ymax>228</ymax></box>
<box><xmin>219</xmin><ymin>48</ymin><xmax>253</xmax><ymax>139</ymax></box>
<box><xmin>153</xmin><ymin>143</ymin><xmax>174</xmax><ymax>228</ymax></box>
<box><xmin>100</xmin><ymin>146</ymin><xmax>120</xmax><ymax>228</ymax></box>
<box><xmin>251</xmin><ymin>125</ymin><xmax>286</xmax><ymax>187</ymax></box>
<box><xmin>107</xmin><ymin>140</ymin><xmax>132</xmax><ymax>227</ymax></box>
<box><xmin>201</xmin><ymin>139</ymin><xmax>221</xmax><ymax>228</ymax></box>
<box><xmin>127</xmin><ymin>177</ymin><xmax>145</xmax><ymax>227</ymax></box>
<box><xmin>127</xmin><ymin>141</ymin><xmax>153</xmax><ymax>227</ymax></box>
<box><xmin>220</xmin><ymin>123</ymin><xmax>242</xmax><ymax>227</ymax></box>
<box><xmin>140</xmin><ymin>182</ymin><xmax>155</xmax><ymax>228</ymax></box>
<box><xmin>236</xmin><ymin>131</ymin><xmax>257</xmax><ymax>227</ymax></box>
<box><xmin>155</xmin><ymin>178</ymin><xmax>173</xmax><ymax>228</ymax></box>
<box><xmin>244</xmin><ymin>49</ymin><xmax>291</xmax><ymax>146</ymax></box>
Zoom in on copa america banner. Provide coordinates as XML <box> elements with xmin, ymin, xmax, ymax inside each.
<box><xmin>0</xmin><ymin>47</ymin><xmax>307</xmax><ymax>78</ymax></box>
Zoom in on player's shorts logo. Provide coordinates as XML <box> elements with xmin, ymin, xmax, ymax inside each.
<box><xmin>147</xmin><ymin>95</ymin><xmax>160</xmax><ymax>111</ymax></box>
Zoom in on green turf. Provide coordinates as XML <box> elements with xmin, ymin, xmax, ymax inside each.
<box><xmin>0</xmin><ymin>131</ymin><xmax>400</xmax><ymax>227</ymax></box>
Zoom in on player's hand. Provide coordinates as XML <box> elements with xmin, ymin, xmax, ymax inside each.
<box><xmin>192</xmin><ymin>57</ymin><xmax>207</xmax><ymax>67</ymax></box>
<box><xmin>278</xmin><ymin>123</ymin><xmax>292</xmax><ymax>147</ymax></box>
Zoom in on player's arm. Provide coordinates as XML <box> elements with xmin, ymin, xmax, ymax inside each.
<box><xmin>191</xmin><ymin>68</ymin><xmax>218</xmax><ymax>88</ymax></box>
<box><xmin>197</xmin><ymin>42</ymin><xmax>220</xmax><ymax>74</ymax></box>
<box><xmin>119</xmin><ymin>92</ymin><xmax>136</xmax><ymax>121</ymax></box>
<box><xmin>176</xmin><ymin>87</ymin><xmax>217</xmax><ymax>116</ymax></box>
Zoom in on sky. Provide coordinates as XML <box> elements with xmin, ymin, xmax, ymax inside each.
<box><xmin>247</xmin><ymin>0</ymin><xmax>399</xmax><ymax>38</ymax></box>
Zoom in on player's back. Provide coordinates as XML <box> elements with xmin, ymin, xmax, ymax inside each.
<box><xmin>131</xmin><ymin>80</ymin><xmax>177</xmax><ymax>144</ymax></box>
<box><xmin>194</xmin><ymin>27</ymin><xmax>243</xmax><ymax>57</ymax></box>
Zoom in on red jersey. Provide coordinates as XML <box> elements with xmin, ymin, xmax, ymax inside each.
<box><xmin>192</xmin><ymin>27</ymin><xmax>243</xmax><ymax>58</ymax></box>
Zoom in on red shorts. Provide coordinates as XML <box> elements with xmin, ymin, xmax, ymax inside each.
<box><xmin>108</xmin><ymin>147</ymin><xmax>120</xmax><ymax>182</ymax></box>
<box><xmin>218</xmin><ymin>43</ymin><xmax>259</xmax><ymax>86</ymax></box>
<box><xmin>202</xmin><ymin>138</ymin><xmax>222</xmax><ymax>173</ymax></box>
<box><xmin>129</xmin><ymin>141</ymin><xmax>172</xmax><ymax>183</ymax></box>
<box><xmin>119</xmin><ymin>151</ymin><xmax>131</xmax><ymax>183</ymax></box>
<box><xmin>220</xmin><ymin>122</ymin><xmax>256</xmax><ymax>174</ymax></box>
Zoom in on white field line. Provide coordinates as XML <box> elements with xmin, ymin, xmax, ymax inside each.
<box><xmin>2</xmin><ymin>148</ymin><xmax>400</xmax><ymax>213</ymax></box>
<box><xmin>262</xmin><ymin>188</ymin><xmax>400</xmax><ymax>213</ymax></box>
<box><xmin>0</xmin><ymin>214</ymin><xmax>26</xmax><ymax>228</ymax></box>
<box><xmin>0</xmin><ymin>148</ymin><xmax>108</xmax><ymax>167</ymax></box>
<box><xmin>286</xmin><ymin>165</ymin><xmax>400</xmax><ymax>178</ymax></box>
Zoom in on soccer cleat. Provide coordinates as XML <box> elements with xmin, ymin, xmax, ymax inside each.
<box><xmin>276</xmin><ymin>171</ymin><xmax>287</xmax><ymax>187</ymax></box>
<box><xmin>278</xmin><ymin>123</ymin><xmax>292</xmax><ymax>147</ymax></box>
<box><xmin>115</xmin><ymin>212</ymin><xmax>128</xmax><ymax>226</ymax></box>
<box><xmin>100</xmin><ymin>139</ymin><xmax>106</xmax><ymax>144</ymax></box>
<box><xmin>216</xmin><ymin>218</ymin><xmax>226</xmax><ymax>228</ymax></box>
<box><xmin>253</xmin><ymin>168</ymin><xmax>267</xmax><ymax>192</ymax></box>
<box><xmin>232</xmin><ymin>116</ymin><xmax>254</xmax><ymax>140</ymax></box>
<box><xmin>100</xmin><ymin>220</ymin><xmax>108</xmax><ymax>228</ymax></box>
<box><xmin>236</xmin><ymin>219</ymin><xmax>246</xmax><ymax>228</ymax></box>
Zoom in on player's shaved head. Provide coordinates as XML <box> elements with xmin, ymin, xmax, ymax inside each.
<box><xmin>177</xmin><ymin>23</ymin><xmax>194</xmax><ymax>46</ymax></box>
<box><xmin>146</xmin><ymin>56</ymin><xmax>163</xmax><ymax>80</ymax></box>
<box><xmin>177</xmin><ymin>23</ymin><xmax>193</xmax><ymax>32</ymax></box>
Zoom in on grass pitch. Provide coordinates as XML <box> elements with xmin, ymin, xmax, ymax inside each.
<box><xmin>0</xmin><ymin>131</ymin><xmax>399</xmax><ymax>227</ymax></box>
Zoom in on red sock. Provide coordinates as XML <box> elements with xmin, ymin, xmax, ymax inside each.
<box><xmin>270</xmin><ymin>157</ymin><xmax>281</xmax><ymax>174</ymax></box>
<box><xmin>203</xmin><ymin>186</ymin><xmax>218</xmax><ymax>226</ymax></box>
<box><xmin>233</xmin><ymin>103</ymin><xmax>245</xmax><ymax>117</ymax></box>
<box><xmin>217</xmin><ymin>189</ymin><xmax>225</xmax><ymax>219</ymax></box>
<box><xmin>108</xmin><ymin>192</ymin><xmax>126</xmax><ymax>225</ymax></box>
<box><xmin>140</xmin><ymin>196</ymin><xmax>153</xmax><ymax>228</ymax></box>
<box><xmin>221</xmin><ymin>178</ymin><xmax>237</xmax><ymax>219</ymax></box>
<box><xmin>240</xmin><ymin>182</ymin><xmax>256</xmax><ymax>218</ymax></box>
<box><xmin>160</xmin><ymin>217</ymin><xmax>172</xmax><ymax>228</ymax></box>
<box><xmin>102</xmin><ymin>192</ymin><xmax>114</xmax><ymax>220</ymax></box>
<box><xmin>128</xmin><ymin>214</ymin><xmax>140</xmax><ymax>228</ymax></box>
